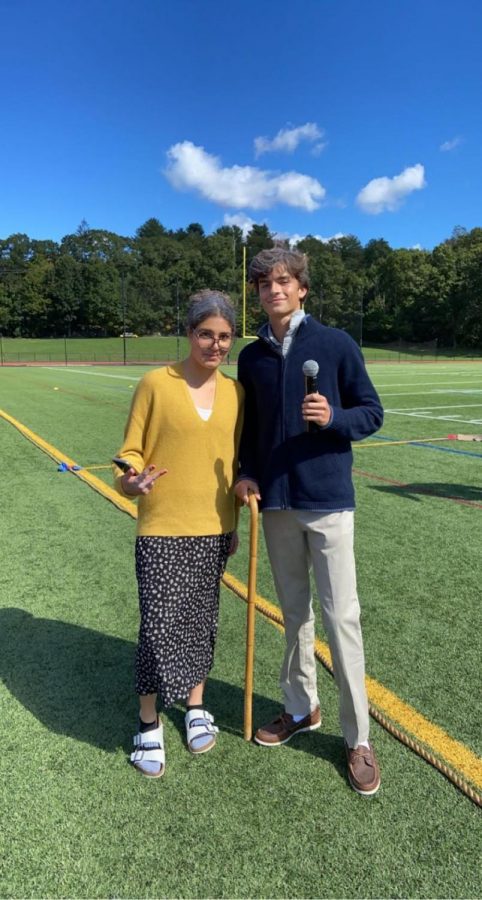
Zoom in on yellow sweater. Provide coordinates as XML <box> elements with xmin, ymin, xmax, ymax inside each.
<box><xmin>114</xmin><ymin>364</ymin><xmax>244</xmax><ymax>537</ymax></box>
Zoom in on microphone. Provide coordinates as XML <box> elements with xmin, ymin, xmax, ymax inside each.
<box><xmin>302</xmin><ymin>360</ymin><xmax>319</xmax><ymax>433</ymax></box>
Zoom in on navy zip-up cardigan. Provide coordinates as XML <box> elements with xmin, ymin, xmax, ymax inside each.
<box><xmin>237</xmin><ymin>315</ymin><xmax>383</xmax><ymax>512</ymax></box>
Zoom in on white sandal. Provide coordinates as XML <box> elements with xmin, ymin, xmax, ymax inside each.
<box><xmin>130</xmin><ymin>720</ymin><xmax>165</xmax><ymax>777</ymax></box>
<box><xmin>185</xmin><ymin>709</ymin><xmax>218</xmax><ymax>754</ymax></box>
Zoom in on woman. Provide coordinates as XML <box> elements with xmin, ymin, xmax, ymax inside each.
<box><xmin>114</xmin><ymin>290</ymin><xmax>244</xmax><ymax>778</ymax></box>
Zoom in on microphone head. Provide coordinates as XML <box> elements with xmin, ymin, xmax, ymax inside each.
<box><xmin>302</xmin><ymin>359</ymin><xmax>319</xmax><ymax>378</ymax></box>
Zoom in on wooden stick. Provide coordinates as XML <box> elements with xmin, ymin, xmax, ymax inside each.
<box><xmin>244</xmin><ymin>493</ymin><xmax>259</xmax><ymax>741</ymax></box>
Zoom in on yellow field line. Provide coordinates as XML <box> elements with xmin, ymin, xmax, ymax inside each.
<box><xmin>357</xmin><ymin>437</ymin><xmax>452</xmax><ymax>448</ymax></box>
<box><xmin>3</xmin><ymin>406</ymin><xmax>481</xmax><ymax>795</ymax></box>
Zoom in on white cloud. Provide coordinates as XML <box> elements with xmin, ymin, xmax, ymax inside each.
<box><xmin>272</xmin><ymin>231</ymin><xmax>301</xmax><ymax>245</ymax></box>
<box><xmin>165</xmin><ymin>141</ymin><xmax>325</xmax><ymax>211</ymax></box>
<box><xmin>440</xmin><ymin>136</ymin><xmax>463</xmax><ymax>152</ymax></box>
<box><xmin>311</xmin><ymin>141</ymin><xmax>328</xmax><ymax>156</ymax></box>
<box><xmin>274</xmin><ymin>231</ymin><xmax>345</xmax><ymax>247</ymax></box>
<box><xmin>315</xmin><ymin>232</ymin><xmax>345</xmax><ymax>244</ymax></box>
<box><xmin>254</xmin><ymin>123</ymin><xmax>325</xmax><ymax>157</ymax></box>
<box><xmin>356</xmin><ymin>164</ymin><xmax>426</xmax><ymax>214</ymax></box>
<box><xmin>223</xmin><ymin>213</ymin><xmax>258</xmax><ymax>238</ymax></box>
<box><xmin>221</xmin><ymin>220</ymin><xmax>345</xmax><ymax>246</ymax></box>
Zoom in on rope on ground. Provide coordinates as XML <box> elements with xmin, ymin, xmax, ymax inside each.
<box><xmin>222</xmin><ymin>571</ymin><xmax>482</xmax><ymax>809</ymax></box>
<box><xmin>0</xmin><ymin>407</ymin><xmax>137</xmax><ymax>518</ymax></box>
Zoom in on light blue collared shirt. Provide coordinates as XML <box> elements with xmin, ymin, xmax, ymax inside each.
<box><xmin>265</xmin><ymin>309</ymin><xmax>306</xmax><ymax>358</ymax></box>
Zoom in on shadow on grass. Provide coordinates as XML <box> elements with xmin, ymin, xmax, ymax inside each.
<box><xmin>0</xmin><ymin>608</ymin><xmax>137</xmax><ymax>751</ymax></box>
<box><xmin>167</xmin><ymin>679</ymin><xmax>346</xmax><ymax>779</ymax></box>
<box><xmin>369</xmin><ymin>481</ymin><xmax>482</xmax><ymax>504</ymax></box>
<box><xmin>0</xmin><ymin>608</ymin><xmax>346</xmax><ymax>777</ymax></box>
<box><xmin>273</xmin><ymin>726</ymin><xmax>346</xmax><ymax>778</ymax></box>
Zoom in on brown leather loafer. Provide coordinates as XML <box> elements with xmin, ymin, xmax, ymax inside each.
<box><xmin>345</xmin><ymin>742</ymin><xmax>381</xmax><ymax>796</ymax></box>
<box><xmin>254</xmin><ymin>707</ymin><xmax>321</xmax><ymax>746</ymax></box>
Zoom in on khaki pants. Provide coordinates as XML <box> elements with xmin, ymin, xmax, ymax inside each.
<box><xmin>262</xmin><ymin>509</ymin><xmax>369</xmax><ymax>748</ymax></box>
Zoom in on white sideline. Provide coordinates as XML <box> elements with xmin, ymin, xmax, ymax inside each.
<box><xmin>44</xmin><ymin>367</ymin><xmax>141</xmax><ymax>381</ymax></box>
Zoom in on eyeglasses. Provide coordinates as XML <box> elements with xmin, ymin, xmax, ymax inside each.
<box><xmin>193</xmin><ymin>329</ymin><xmax>234</xmax><ymax>349</ymax></box>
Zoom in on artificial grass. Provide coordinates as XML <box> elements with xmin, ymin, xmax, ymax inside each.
<box><xmin>1</xmin><ymin>364</ymin><xmax>480</xmax><ymax>753</ymax></box>
<box><xmin>2</xmin><ymin>335</ymin><xmax>481</xmax><ymax>366</ymax></box>
<box><xmin>354</xmin><ymin>474</ymin><xmax>481</xmax><ymax>756</ymax></box>
<box><xmin>1</xmin><ymin>363</ymin><xmax>482</xmax><ymax>898</ymax></box>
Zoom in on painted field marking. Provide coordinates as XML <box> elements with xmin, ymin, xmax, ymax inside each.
<box><xmin>44</xmin><ymin>367</ymin><xmax>142</xmax><ymax>381</ymax></box>
<box><xmin>358</xmin><ymin>437</ymin><xmax>452</xmax><ymax>448</ymax></box>
<box><xmin>386</xmin><ymin>412</ymin><xmax>482</xmax><ymax>425</ymax></box>
<box><xmin>381</xmin><ymin>389</ymin><xmax>482</xmax><ymax>397</ymax></box>
<box><xmin>2</xmin><ymin>405</ymin><xmax>481</xmax><ymax>799</ymax></box>
<box><xmin>373</xmin><ymin>359</ymin><xmax>480</xmax><ymax>365</ymax></box>
<box><xmin>386</xmin><ymin>403</ymin><xmax>482</xmax><ymax>412</ymax></box>
<box><xmin>357</xmin><ymin>434</ymin><xmax>482</xmax><ymax>459</ymax></box>
<box><xmin>377</xmin><ymin>379</ymin><xmax>482</xmax><ymax>390</ymax></box>
<box><xmin>369</xmin><ymin>364</ymin><xmax>482</xmax><ymax>372</ymax></box>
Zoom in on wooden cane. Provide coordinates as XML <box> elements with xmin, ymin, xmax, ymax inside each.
<box><xmin>244</xmin><ymin>492</ymin><xmax>259</xmax><ymax>741</ymax></box>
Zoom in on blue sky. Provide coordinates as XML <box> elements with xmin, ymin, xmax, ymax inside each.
<box><xmin>1</xmin><ymin>0</ymin><xmax>481</xmax><ymax>250</ymax></box>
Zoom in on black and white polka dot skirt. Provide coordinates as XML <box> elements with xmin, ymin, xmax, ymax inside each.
<box><xmin>134</xmin><ymin>533</ymin><xmax>232</xmax><ymax>706</ymax></box>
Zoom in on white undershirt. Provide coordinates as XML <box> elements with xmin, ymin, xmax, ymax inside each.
<box><xmin>196</xmin><ymin>406</ymin><xmax>212</xmax><ymax>421</ymax></box>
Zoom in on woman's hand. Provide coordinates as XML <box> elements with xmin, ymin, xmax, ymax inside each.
<box><xmin>120</xmin><ymin>464</ymin><xmax>167</xmax><ymax>496</ymax></box>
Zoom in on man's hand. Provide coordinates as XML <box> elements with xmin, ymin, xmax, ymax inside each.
<box><xmin>234</xmin><ymin>479</ymin><xmax>261</xmax><ymax>505</ymax></box>
<box><xmin>120</xmin><ymin>464</ymin><xmax>167</xmax><ymax>496</ymax></box>
<box><xmin>301</xmin><ymin>392</ymin><xmax>332</xmax><ymax>428</ymax></box>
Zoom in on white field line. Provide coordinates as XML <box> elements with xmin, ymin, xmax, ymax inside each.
<box><xmin>368</xmin><ymin>364</ymin><xmax>482</xmax><ymax>370</ymax></box>
<box><xmin>386</xmin><ymin>412</ymin><xmax>482</xmax><ymax>425</ymax></box>
<box><xmin>44</xmin><ymin>367</ymin><xmax>141</xmax><ymax>381</ymax></box>
<box><xmin>382</xmin><ymin>389</ymin><xmax>482</xmax><ymax>397</ymax></box>
<box><xmin>386</xmin><ymin>403</ymin><xmax>482</xmax><ymax>412</ymax></box>
<box><xmin>371</xmin><ymin>371</ymin><xmax>482</xmax><ymax>380</ymax></box>
<box><xmin>377</xmin><ymin>379</ymin><xmax>482</xmax><ymax>390</ymax></box>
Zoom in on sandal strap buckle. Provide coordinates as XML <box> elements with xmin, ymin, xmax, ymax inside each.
<box><xmin>133</xmin><ymin>723</ymin><xmax>163</xmax><ymax>747</ymax></box>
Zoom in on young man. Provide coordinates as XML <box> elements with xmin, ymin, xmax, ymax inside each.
<box><xmin>235</xmin><ymin>247</ymin><xmax>384</xmax><ymax>796</ymax></box>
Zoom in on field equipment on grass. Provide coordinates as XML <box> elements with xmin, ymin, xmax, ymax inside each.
<box><xmin>448</xmin><ymin>433</ymin><xmax>482</xmax><ymax>442</ymax></box>
<box><xmin>358</xmin><ymin>433</ymin><xmax>482</xmax><ymax>449</ymax></box>
<box><xmin>244</xmin><ymin>493</ymin><xmax>259</xmax><ymax>742</ymax></box>
<box><xmin>57</xmin><ymin>461</ymin><xmax>116</xmax><ymax>472</ymax></box>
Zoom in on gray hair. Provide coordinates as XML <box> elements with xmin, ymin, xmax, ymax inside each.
<box><xmin>248</xmin><ymin>247</ymin><xmax>310</xmax><ymax>290</ymax></box>
<box><xmin>186</xmin><ymin>289</ymin><xmax>236</xmax><ymax>333</ymax></box>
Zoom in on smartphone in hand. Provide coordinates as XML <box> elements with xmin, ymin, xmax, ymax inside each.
<box><xmin>112</xmin><ymin>457</ymin><xmax>136</xmax><ymax>474</ymax></box>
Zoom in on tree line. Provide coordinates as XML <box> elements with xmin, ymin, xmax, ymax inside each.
<box><xmin>1</xmin><ymin>218</ymin><xmax>481</xmax><ymax>348</ymax></box>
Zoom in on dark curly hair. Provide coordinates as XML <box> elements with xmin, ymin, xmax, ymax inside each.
<box><xmin>248</xmin><ymin>247</ymin><xmax>310</xmax><ymax>290</ymax></box>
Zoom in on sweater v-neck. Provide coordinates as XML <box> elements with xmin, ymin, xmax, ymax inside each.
<box><xmin>174</xmin><ymin>363</ymin><xmax>219</xmax><ymax>425</ymax></box>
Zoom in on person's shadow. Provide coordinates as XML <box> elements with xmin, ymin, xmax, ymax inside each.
<box><xmin>368</xmin><ymin>481</ymin><xmax>482</xmax><ymax>504</ymax></box>
<box><xmin>0</xmin><ymin>608</ymin><xmax>137</xmax><ymax>751</ymax></box>
<box><xmin>0</xmin><ymin>608</ymin><xmax>345</xmax><ymax>777</ymax></box>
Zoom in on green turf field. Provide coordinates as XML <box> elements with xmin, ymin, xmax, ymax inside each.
<box><xmin>1</xmin><ymin>334</ymin><xmax>481</xmax><ymax>365</ymax></box>
<box><xmin>0</xmin><ymin>361</ymin><xmax>481</xmax><ymax>899</ymax></box>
